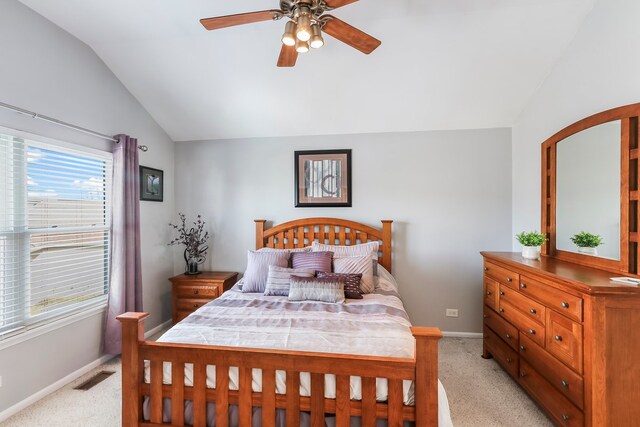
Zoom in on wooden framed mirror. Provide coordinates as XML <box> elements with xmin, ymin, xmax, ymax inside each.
<box><xmin>541</xmin><ymin>103</ymin><xmax>640</xmax><ymax>274</ymax></box>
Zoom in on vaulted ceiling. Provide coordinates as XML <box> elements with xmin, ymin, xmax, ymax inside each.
<box><xmin>19</xmin><ymin>0</ymin><xmax>595</xmax><ymax>141</ymax></box>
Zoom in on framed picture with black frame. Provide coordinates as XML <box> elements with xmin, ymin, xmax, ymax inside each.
<box><xmin>139</xmin><ymin>165</ymin><xmax>164</xmax><ymax>202</ymax></box>
<box><xmin>294</xmin><ymin>149</ymin><xmax>352</xmax><ymax>208</ymax></box>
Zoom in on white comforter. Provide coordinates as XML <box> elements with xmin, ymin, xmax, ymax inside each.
<box><xmin>149</xmin><ymin>267</ymin><xmax>452</xmax><ymax>426</ymax></box>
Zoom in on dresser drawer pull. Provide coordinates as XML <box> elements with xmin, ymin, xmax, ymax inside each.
<box><xmin>561</xmin><ymin>302</ymin><xmax>570</xmax><ymax>309</ymax></box>
<box><xmin>562</xmin><ymin>414</ymin><xmax>570</xmax><ymax>421</ymax></box>
<box><xmin>484</xmin><ymin>267</ymin><xmax>489</xmax><ymax>271</ymax></box>
<box><xmin>520</xmin><ymin>345</ymin><xmax>526</xmax><ymax>351</ymax></box>
<box><xmin>483</xmin><ymin>314</ymin><xmax>489</xmax><ymax>319</ymax></box>
<box><xmin>499</xmin><ymin>291</ymin><xmax>505</xmax><ymax>296</ymax></box>
<box><xmin>193</xmin><ymin>290</ymin><xmax>199</xmax><ymax>295</ymax></box>
<box><xmin>561</xmin><ymin>380</ymin><xmax>569</xmax><ymax>388</ymax></box>
<box><xmin>507</xmin><ymin>278</ymin><xmax>513</xmax><ymax>282</ymax></box>
<box><xmin>486</xmin><ymin>291</ymin><xmax>492</xmax><ymax>296</ymax></box>
<box><xmin>505</xmin><ymin>333</ymin><xmax>512</xmax><ymax>340</ymax></box>
<box><xmin>193</xmin><ymin>304</ymin><xmax>200</xmax><ymax>308</ymax></box>
<box><xmin>520</xmin><ymin>283</ymin><xmax>527</xmax><ymax>289</ymax></box>
<box><xmin>554</xmin><ymin>335</ymin><xmax>563</xmax><ymax>341</ymax></box>
<box><xmin>499</xmin><ymin>308</ymin><xmax>505</xmax><ymax>313</ymax></box>
<box><xmin>528</xmin><ymin>329</ymin><xmax>536</xmax><ymax>335</ymax></box>
<box><xmin>520</xmin><ymin>371</ymin><xmax>526</xmax><ymax>378</ymax></box>
<box><xmin>529</xmin><ymin>308</ymin><xmax>536</xmax><ymax>314</ymax></box>
<box><xmin>506</xmin><ymin>357</ymin><xmax>512</xmax><ymax>363</ymax></box>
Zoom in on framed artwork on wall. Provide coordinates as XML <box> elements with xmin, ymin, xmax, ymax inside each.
<box><xmin>139</xmin><ymin>166</ymin><xmax>164</xmax><ymax>202</ymax></box>
<box><xmin>294</xmin><ymin>149</ymin><xmax>352</xmax><ymax>208</ymax></box>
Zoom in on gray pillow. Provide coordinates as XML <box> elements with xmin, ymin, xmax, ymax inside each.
<box><xmin>264</xmin><ymin>265</ymin><xmax>315</xmax><ymax>296</ymax></box>
<box><xmin>288</xmin><ymin>276</ymin><xmax>346</xmax><ymax>303</ymax></box>
<box><xmin>242</xmin><ymin>250</ymin><xmax>289</xmax><ymax>293</ymax></box>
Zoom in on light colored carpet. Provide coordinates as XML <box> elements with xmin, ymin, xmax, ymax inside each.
<box><xmin>1</xmin><ymin>338</ymin><xmax>551</xmax><ymax>426</ymax></box>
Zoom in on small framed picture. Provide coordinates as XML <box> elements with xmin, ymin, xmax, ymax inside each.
<box><xmin>139</xmin><ymin>166</ymin><xmax>163</xmax><ymax>202</ymax></box>
<box><xmin>295</xmin><ymin>149</ymin><xmax>352</xmax><ymax>208</ymax></box>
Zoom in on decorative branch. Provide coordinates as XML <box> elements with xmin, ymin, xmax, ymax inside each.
<box><xmin>169</xmin><ymin>213</ymin><xmax>210</xmax><ymax>260</ymax></box>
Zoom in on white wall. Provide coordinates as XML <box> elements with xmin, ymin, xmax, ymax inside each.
<box><xmin>0</xmin><ymin>1</ymin><xmax>175</xmax><ymax>413</ymax></box>
<box><xmin>175</xmin><ymin>128</ymin><xmax>512</xmax><ymax>334</ymax></box>
<box><xmin>512</xmin><ymin>0</ymin><xmax>640</xmax><ymax>242</ymax></box>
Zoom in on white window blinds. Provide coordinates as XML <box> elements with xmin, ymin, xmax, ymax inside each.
<box><xmin>0</xmin><ymin>132</ymin><xmax>112</xmax><ymax>338</ymax></box>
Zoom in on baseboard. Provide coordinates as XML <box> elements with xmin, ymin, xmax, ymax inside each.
<box><xmin>0</xmin><ymin>353</ymin><xmax>114</xmax><ymax>422</ymax></box>
<box><xmin>145</xmin><ymin>319</ymin><xmax>171</xmax><ymax>340</ymax></box>
<box><xmin>442</xmin><ymin>331</ymin><xmax>483</xmax><ymax>338</ymax></box>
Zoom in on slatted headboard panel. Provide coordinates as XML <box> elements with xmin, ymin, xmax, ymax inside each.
<box><xmin>255</xmin><ymin>218</ymin><xmax>393</xmax><ymax>273</ymax></box>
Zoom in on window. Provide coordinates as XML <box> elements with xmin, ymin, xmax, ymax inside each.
<box><xmin>0</xmin><ymin>132</ymin><xmax>112</xmax><ymax>339</ymax></box>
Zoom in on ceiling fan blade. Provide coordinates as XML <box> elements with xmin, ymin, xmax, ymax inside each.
<box><xmin>322</xmin><ymin>18</ymin><xmax>381</xmax><ymax>54</ymax></box>
<box><xmin>200</xmin><ymin>10</ymin><xmax>281</xmax><ymax>31</ymax></box>
<box><xmin>324</xmin><ymin>0</ymin><xmax>359</xmax><ymax>9</ymax></box>
<box><xmin>277</xmin><ymin>44</ymin><xmax>298</xmax><ymax>67</ymax></box>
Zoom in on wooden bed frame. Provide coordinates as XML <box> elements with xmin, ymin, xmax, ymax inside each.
<box><xmin>118</xmin><ymin>218</ymin><xmax>442</xmax><ymax>427</ymax></box>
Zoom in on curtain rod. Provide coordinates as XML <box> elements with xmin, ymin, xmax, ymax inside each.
<box><xmin>0</xmin><ymin>101</ymin><xmax>148</xmax><ymax>151</ymax></box>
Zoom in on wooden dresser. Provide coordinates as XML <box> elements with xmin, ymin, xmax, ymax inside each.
<box><xmin>169</xmin><ymin>271</ymin><xmax>238</xmax><ymax>323</ymax></box>
<box><xmin>481</xmin><ymin>252</ymin><xmax>640</xmax><ymax>427</ymax></box>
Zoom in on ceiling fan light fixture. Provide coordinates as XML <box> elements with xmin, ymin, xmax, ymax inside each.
<box><xmin>281</xmin><ymin>21</ymin><xmax>297</xmax><ymax>46</ymax></box>
<box><xmin>296</xmin><ymin>13</ymin><xmax>312</xmax><ymax>42</ymax></box>
<box><xmin>309</xmin><ymin>24</ymin><xmax>324</xmax><ymax>49</ymax></box>
<box><xmin>295</xmin><ymin>39</ymin><xmax>310</xmax><ymax>53</ymax></box>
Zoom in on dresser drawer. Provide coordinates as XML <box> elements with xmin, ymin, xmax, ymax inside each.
<box><xmin>546</xmin><ymin>310</ymin><xmax>583</xmax><ymax>374</ymax></box>
<box><xmin>519</xmin><ymin>359</ymin><xmax>583</xmax><ymax>427</ymax></box>
<box><xmin>484</xmin><ymin>261</ymin><xmax>519</xmax><ymax>290</ymax></box>
<box><xmin>499</xmin><ymin>285</ymin><xmax>546</xmax><ymax>326</ymax></box>
<box><xmin>519</xmin><ymin>334</ymin><xmax>584</xmax><ymax>409</ymax></box>
<box><xmin>176</xmin><ymin>298</ymin><xmax>210</xmax><ymax>312</ymax></box>
<box><xmin>519</xmin><ymin>275</ymin><xmax>583</xmax><ymax>322</ymax></box>
<box><xmin>483</xmin><ymin>306</ymin><xmax>518</xmax><ymax>351</ymax></box>
<box><xmin>499</xmin><ymin>299</ymin><xmax>546</xmax><ymax>347</ymax></box>
<box><xmin>484</xmin><ymin>326</ymin><xmax>519</xmax><ymax>379</ymax></box>
<box><xmin>483</xmin><ymin>277</ymin><xmax>499</xmax><ymax>311</ymax></box>
<box><xmin>175</xmin><ymin>284</ymin><xmax>220</xmax><ymax>299</ymax></box>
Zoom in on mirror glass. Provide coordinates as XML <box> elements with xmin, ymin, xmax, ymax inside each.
<box><xmin>556</xmin><ymin>120</ymin><xmax>621</xmax><ymax>260</ymax></box>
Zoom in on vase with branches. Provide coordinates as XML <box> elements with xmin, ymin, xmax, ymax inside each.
<box><xmin>169</xmin><ymin>213</ymin><xmax>209</xmax><ymax>275</ymax></box>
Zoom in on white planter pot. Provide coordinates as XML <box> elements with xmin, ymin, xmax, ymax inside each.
<box><xmin>578</xmin><ymin>247</ymin><xmax>598</xmax><ymax>256</ymax></box>
<box><xmin>522</xmin><ymin>246</ymin><xmax>541</xmax><ymax>260</ymax></box>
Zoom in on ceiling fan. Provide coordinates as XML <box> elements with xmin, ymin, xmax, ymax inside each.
<box><xmin>200</xmin><ymin>0</ymin><xmax>381</xmax><ymax>67</ymax></box>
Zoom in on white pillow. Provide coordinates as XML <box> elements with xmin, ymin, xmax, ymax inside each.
<box><xmin>333</xmin><ymin>255</ymin><xmax>375</xmax><ymax>294</ymax></box>
<box><xmin>311</xmin><ymin>241</ymin><xmax>379</xmax><ymax>259</ymax></box>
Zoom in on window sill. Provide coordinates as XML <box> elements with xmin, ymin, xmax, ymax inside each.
<box><xmin>0</xmin><ymin>304</ymin><xmax>106</xmax><ymax>351</ymax></box>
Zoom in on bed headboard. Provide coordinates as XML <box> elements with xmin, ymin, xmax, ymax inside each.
<box><xmin>255</xmin><ymin>218</ymin><xmax>393</xmax><ymax>273</ymax></box>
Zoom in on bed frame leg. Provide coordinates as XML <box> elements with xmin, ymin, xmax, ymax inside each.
<box><xmin>411</xmin><ymin>327</ymin><xmax>442</xmax><ymax>427</ymax></box>
<box><xmin>117</xmin><ymin>312</ymin><xmax>149</xmax><ymax>427</ymax></box>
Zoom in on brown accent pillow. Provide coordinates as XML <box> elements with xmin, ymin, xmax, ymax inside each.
<box><xmin>316</xmin><ymin>272</ymin><xmax>363</xmax><ymax>299</ymax></box>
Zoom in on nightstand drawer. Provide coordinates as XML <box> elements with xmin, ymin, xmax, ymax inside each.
<box><xmin>175</xmin><ymin>284</ymin><xmax>220</xmax><ymax>298</ymax></box>
<box><xmin>176</xmin><ymin>298</ymin><xmax>210</xmax><ymax>312</ymax></box>
<box><xmin>484</xmin><ymin>306</ymin><xmax>519</xmax><ymax>351</ymax></box>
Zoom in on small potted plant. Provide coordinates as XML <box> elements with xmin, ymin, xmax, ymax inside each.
<box><xmin>570</xmin><ymin>232</ymin><xmax>603</xmax><ymax>256</ymax></box>
<box><xmin>169</xmin><ymin>213</ymin><xmax>210</xmax><ymax>275</ymax></box>
<box><xmin>515</xmin><ymin>231</ymin><xmax>545</xmax><ymax>260</ymax></box>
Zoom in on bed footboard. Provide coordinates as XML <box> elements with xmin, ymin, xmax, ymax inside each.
<box><xmin>118</xmin><ymin>313</ymin><xmax>442</xmax><ymax>427</ymax></box>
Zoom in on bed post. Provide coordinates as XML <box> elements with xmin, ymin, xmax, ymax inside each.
<box><xmin>255</xmin><ymin>219</ymin><xmax>266</xmax><ymax>249</ymax></box>
<box><xmin>117</xmin><ymin>312</ymin><xmax>149</xmax><ymax>427</ymax></box>
<box><xmin>411</xmin><ymin>326</ymin><xmax>442</xmax><ymax>426</ymax></box>
<box><xmin>381</xmin><ymin>220</ymin><xmax>393</xmax><ymax>273</ymax></box>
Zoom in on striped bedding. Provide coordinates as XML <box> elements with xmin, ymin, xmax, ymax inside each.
<box><xmin>144</xmin><ymin>267</ymin><xmax>452</xmax><ymax>426</ymax></box>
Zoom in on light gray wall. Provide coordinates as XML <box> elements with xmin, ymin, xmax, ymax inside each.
<box><xmin>0</xmin><ymin>1</ymin><xmax>175</xmax><ymax>413</ymax></box>
<box><xmin>512</xmin><ymin>0</ymin><xmax>640</xmax><ymax>243</ymax></box>
<box><xmin>175</xmin><ymin>128</ymin><xmax>512</xmax><ymax>334</ymax></box>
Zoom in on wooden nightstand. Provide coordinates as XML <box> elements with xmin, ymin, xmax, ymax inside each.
<box><xmin>169</xmin><ymin>271</ymin><xmax>238</xmax><ymax>323</ymax></box>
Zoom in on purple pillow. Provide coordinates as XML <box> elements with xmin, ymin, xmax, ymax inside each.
<box><xmin>242</xmin><ymin>250</ymin><xmax>289</xmax><ymax>293</ymax></box>
<box><xmin>316</xmin><ymin>272</ymin><xmax>363</xmax><ymax>299</ymax></box>
<box><xmin>290</xmin><ymin>251</ymin><xmax>333</xmax><ymax>273</ymax></box>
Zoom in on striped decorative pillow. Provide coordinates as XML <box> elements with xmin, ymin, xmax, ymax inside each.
<box><xmin>290</xmin><ymin>251</ymin><xmax>333</xmax><ymax>273</ymax></box>
<box><xmin>333</xmin><ymin>255</ymin><xmax>375</xmax><ymax>294</ymax></box>
<box><xmin>242</xmin><ymin>250</ymin><xmax>289</xmax><ymax>293</ymax></box>
<box><xmin>264</xmin><ymin>265</ymin><xmax>315</xmax><ymax>296</ymax></box>
<box><xmin>288</xmin><ymin>276</ymin><xmax>345</xmax><ymax>303</ymax></box>
<box><xmin>316</xmin><ymin>272</ymin><xmax>363</xmax><ymax>299</ymax></box>
<box><xmin>311</xmin><ymin>241</ymin><xmax>380</xmax><ymax>276</ymax></box>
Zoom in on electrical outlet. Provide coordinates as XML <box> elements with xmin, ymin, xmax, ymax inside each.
<box><xmin>446</xmin><ymin>309</ymin><xmax>459</xmax><ymax>318</ymax></box>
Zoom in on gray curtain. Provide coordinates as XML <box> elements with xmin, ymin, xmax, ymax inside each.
<box><xmin>104</xmin><ymin>134</ymin><xmax>143</xmax><ymax>355</ymax></box>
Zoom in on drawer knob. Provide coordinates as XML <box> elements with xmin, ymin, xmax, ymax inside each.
<box><xmin>499</xmin><ymin>291</ymin><xmax>505</xmax><ymax>296</ymax></box>
<box><xmin>529</xmin><ymin>329</ymin><xmax>536</xmax><ymax>335</ymax></box>
<box><xmin>561</xmin><ymin>380</ymin><xmax>569</xmax><ymax>388</ymax></box>
<box><xmin>499</xmin><ymin>308</ymin><xmax>505</xmax><ymax>313</ymax></box>
<box><xmin>506</xmin><ymin>357</ymin><xmax>512</xmax><ymax>363</ymax></box>
<box><xmin>520</xmin><ymin>283</ymin><xmax>527</xmax><ymax>289</ymax></box>
<box><xmin>561</xmin><ymin>302</ymin><xmax>569</xmax><ymax>309</ymax></box>
<box><xmin>193</xmin><ymin>304</ymin><xmax>200</xmax><ymax>308</ymax></box>
<box><xmin>507</xmin><ymin>278</ymin><xmax>513</xmax><ymax>282</ymax></box>
<box><xmin>484</xmin><ymin>267</ymin><xmax>489</xmax><ymax>271</ymax></box>
<box><xmin>555</xmin><ymin>335</ymin><xmax>563</xmax><ymax>342</ymax></box>
<box><xmin>483</xmin><ymin>314</ymin><xmax>489</xmax><ymax>319</ymax></box>
<box><xmin>562</xmin><ymin>414</ymin><xmax>570</xmax><ymax>421</ymax></box>
<box><xmin>505</xmin><ymin>333</ymin><xmax>512</xmax><ymax>340</ymax></box>
<box><xmin>486</xmin><ymin>291</ymin><xmax>492</xmax><ymax>296</ymax></box>
<box><xmin>529</xmin><ymin>308</ymin><xmax>536</xmax><ymax>314</ymax></box>
<box><xmin>520</xmin><ymin>371</ymin><xmax>526</xmax><ymax>378</ymax></box>
<box><xmin>520</xmin><ymin>345</ymin><xmax>526</xmax><ymax>351</ymax></box>
<box><xmin>193</xmin><ymin>290</ymin><xmax>199</xmax><ymax>295</ymax></box>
